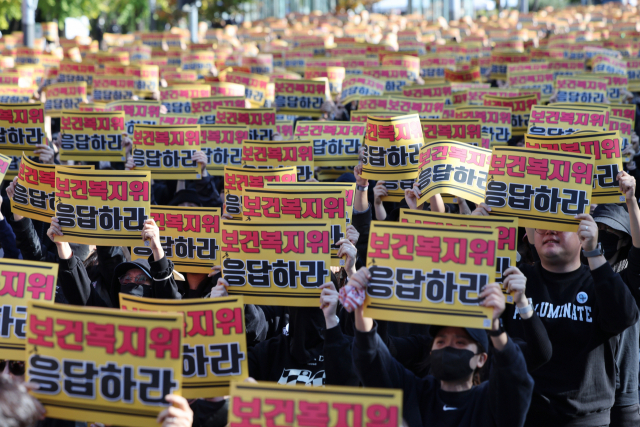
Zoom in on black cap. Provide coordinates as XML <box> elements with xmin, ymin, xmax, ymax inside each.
<box><xmin>169</xmin><ymin>189</ymin><xmax>202</xmax><ymax>207</ymax></box>
<box><xmin>429</xmin><ymin>325</ymin><xmax>489</xmax><ymax>353</ymax></box>
<box><xmin>592</xmin><ymin>204</ymin><xmax>631</xmax><ymax>237</ymax></box>
<box><xmin>113</xmin><ymin>260</ymin><xmax>152</xmax><ymax>281</ymax></box>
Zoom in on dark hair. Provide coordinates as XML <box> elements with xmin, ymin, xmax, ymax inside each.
<box><xmin>0</xmin><ymin>376</ymin><xmax>41</xmax><ymax>427</ymax></box>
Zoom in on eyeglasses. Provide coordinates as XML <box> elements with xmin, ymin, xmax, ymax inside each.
<box><xmin>0</xmin><ymin>360</ymin><xmax>25</xmax><ymax>376</ymax></box>
<box><xmin>118</xmin><ymin>275</ymin><xmax>150</xmax><ymax>285</ymax></box>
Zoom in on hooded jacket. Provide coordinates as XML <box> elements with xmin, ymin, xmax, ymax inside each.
<box><xmin>58</xmin><ymin>252</ymin><xmax>181</xmax><ymax>307</ymax></box>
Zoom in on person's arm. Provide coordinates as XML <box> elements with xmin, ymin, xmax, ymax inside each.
<box><xmin>47</xmin><ymin>218</ymin><xmax>97</xmax><ymax>306</ymax></box>
<box><xmin>487</xmin><ymin>336</ymin><xmax>535</xmax><ymax>427</ymax></box>
<box><xmin>96</xmin><ymin>246</ymin><xmax>125</xmax><ymax>290</ymax></box>
<box><xmin>372</xmin><ymin>181</ymin><xmax>388</xmax><ymax>220</ymax></box>
<box><xmin>619</xmin><ymin>171</ymin><xmax>640</xmax><ymax>248</ymax></box>
<box><xmin>502</xmin><ymin>266</ymin><xmax>552</xmax><ymax>370</ymax></box>
<box><xmin>320</xmin><ymin>282</ymin><xmax>359</xmax><ymax>386</ymax></box>
<box><xmin>353</xmin><ymin>163</ymin><xmax>368</xmax><ymax>213</ymax></box>
<box><xmin>143</xmin><ymin>219</ymin><xmax>181</xmax><ymax>299</ymax></box>
<box><xmin>0</xmin><ymin>196</ymin><xmax>21</xmax><ymax>259</ymax></box>
<box><xmin>577</xmin><ymin>213</ymin><xmax>640</xmax><ymax>334</ymax></box>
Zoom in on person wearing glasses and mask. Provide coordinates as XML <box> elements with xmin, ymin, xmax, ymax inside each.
<box><xmin>48</xmin><ymin>216</ymin><xmax>181</xmax><ymax>308</ymax></box>
<box><xmin>473</xmin><ymin>171</ymin><xmax>640</xmax><ymax>427</ymax></box>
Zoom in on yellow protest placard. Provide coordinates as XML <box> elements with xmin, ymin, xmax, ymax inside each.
<box><xmin>528</xmin><ymin>104</ymin><xmax>610</xmax><ymax>136</ymax></box>
<box><xmin>26</xmin><ymin>301</ymin><xmax>183</xmax><ymax>427</ymax></box>
<box><xmin>106</xmin><ymin>100</ymin><xmax>162</xmax><ymax>135</ymax></box>
<box><xmin>216</xmin><ymin>106</ymin><xmax>277</xmax><ymax>140</ymax></box>
<box><xmin>524</xmin><ymin>131</ymin><xmax>624</xmax><ymax>204</ymax></box>
<box><xmin>54</xmin><ymin>167</ymin><xmax>151</xmax><ymax>246</ymax></box>
<box><xmin>58</xmin><ymin>60</ymin><xmax>96</xmax><ymax>88</ymax></box>
<box><xmin>364</xmin><ymin>221</ymin><xmax>496</xmax><ymax>329</ymax></box>
<box><xmin>483</xmin><ymin>94</ymin><xmax>538</xmax><ymax>136</ymax></box>
<box><xmin>199</xmin><ymin>124</ymin><xmax>249</xmax><ymax>176</ymax></box>
<box><xmin>130</xmin><ymin>205</ymin><xmax>221</xmax><ymax>273</ymax></box>
<box><xmin>241</xmin><ymin>186</ymin><xmax>352</xmax><ymax>266</ymax></box>
<box><xmin>159</xmin><ymin>113</ymin><xmax>200</xmax><ymax>126</ymax></box>
<box><xmin>608</xmin><ymin>116</ymin><xmax>634</xmax><ymax>161</ymax></box>
<box><xmin>357</xmin><ymin>96</ymin><xmax>445</xmax><ymax>119</ymax></box>
<box><xmin>0</xmin><ymin>152</ymin><xmax>10</xmax><ymax>182</ymax></box>
<box><xmin>555</xmin><ymin>75</ymin><xmax>608</xmax><ymax>103</ymax></box>
<box><xmin>132</xmin><ymin>124</ymin><xmax>201</xmax><ymax>180</ymax></box>
<box><xmin>507</xmin><ymin>71</ymin><xmax>554</xmax><ymax>103</ymax></box>
<box><xmin>273</xmin><ymin>118</ymin><xmax>292</xmax><ymax>136</ymax></box>
<box><xmin>242</xmin><ymin>139</ymin><xmax>314</xmax><ymax>181</ymax></box>
<box><xmin>0</xmin><ymin>85</ymin><xmax>35</xmax><ymax>104</ymax></box>
<box><xmin>421</xmin><ymin>119</ymin><xmax>483</xmax><ymax>146</ymax></box>
<box><xmin>0</xmin><ymin>102</ymin><xmax>45</xmax><ymax>155</ymax></box>
<box><xmin>350</xmin><ymin>110</ymin><xmax>402</xmax><ymax>123</ymax></box>
<box><xmin>44</xmin><ymin>82</ymin><xmax>87</xmax><ymax>117</ymax></box>
<box><xmin>419</xmin><ymin>54</ymin><xmax>455</xmax><ymax>80</ymax></box>
<box><xmin>454</xmin><ymin>106</ymin><xmax>512</xmax><ymax>145</ymax></box>
<box><xmin>119</xmin><ymin>294</ymin><xmax>248</xmax><ymax>398</ymax></box>
<box><xmin>274</xmin><ymin>78</ymin><xmax>329</xmax><ymax>117</ymax></box>
<box><xmin>293</xmin><ymin>121</ymin><xmax>364</xmax><ymax>167</ymax></box>
<box><xmin>360</xmin><ymin>114</ymin><xmax>423</xmax><ymax>180</ymax></box>
<box><xmin>127</xmin><ymin>64</ymin><xmax>159</xmax><ymax>95</ymax></box>
<box><xmin>597</xmin><ymin>74</ymin><xmax>628</xmax><ymax>103</ymax></box>
<box><xmin>466</xmin><ymin>88</ymin><xmax>520</xmax><ymax>106</ymax></box>
<box><xmin>190</xmin><ymin>96</ymin><xmax>246</xmax><ymax>125</ymax></box>
<box><xmin>485</xmin><ymin>146</ymin><xmax>594</xmax><ymax>231</ymax></box>
<box><xmin>228</xmin><ymin>382</ymin><xmax>403</xmax><ymax>425</ymax></box>
<box><xmin>92</xmin><ymin>74</ymin><xmax>137</xmax><ymax>101</ymax></box>
<box><xmin>10</xmin><ymin>155</ymin><xmax>93</xmax><ymax>222</ymax></box>
<box><xmin>402</xmin><ymin>81</ymin><xmax>453</xmax><ymax>104</ymax></box>
<box><xmin>610</xmin><ymin>103</ymin><xmax>636</xmax><ymax>126</ymax></box>
<box><xmin>224</xmin><ymin>166</ymin><xmax>298</xmax><ymax>218</ymax></box>
<box><xmin>221</xmin><ymin>219</ymin><xmax>332</xmax><ymax>306</ymax></box>
<box><xmin>226</xmin><ymin>72</ymin><xmax>270</xmax><ymax>107</ymax></box>
<box><xmin>0</xmin><ymin>259</ymin><xmax>57</xmax><ymax>360</ymax></box>
<box><xmin>59</xmin><ymin>111</ymin><xmax>126</xmax><ymax>162</ymax></box>
<box><xmin>160</xmin><ymin>84</ymin><xmax>211</xmax><ymax>114</ymax></box>
<box><xmin>210</xmin><ymin>82</ymin><xmax>246</xmax><ymax>97</ymax></box>
<box><xmin>181</xmin><ymin>51</ymin><xmax>215</xmax><ymax>76</ymax></box>
<box><xmin>416</xmin><ymin>140</ymin><xmax>492</xmax><ymax>205</ymax></box>
<box><xmin>399</xmin><ymin>210</ymin><xmax>519</xmax><ymax>301</ymax></box>
<box><xmin>340</xmin><ymin>75</ymin><xmax>386</xmax><ymax>104</ymax></box>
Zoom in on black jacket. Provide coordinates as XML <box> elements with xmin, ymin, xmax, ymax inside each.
<box><xmin>352</xmin><ymin>324</ymin><xmax>534</xmax><ymax>427</ymax></box>
<box><xmin>58</xmin><ymin>252</ymin><xmax>180</xmax><ymax>307</ymax></box>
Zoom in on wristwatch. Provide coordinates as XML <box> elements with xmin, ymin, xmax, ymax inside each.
<box><xmin>356</xmin><ymin>184</ymin><xmax>368</xmax><ymax>191</ymax></box>
<box><xmin>488</xmin><ymin>324</ymin><xmax>505</xmax><ymax>337</ymax></box>
<box><xmin>517</xmin><ymin>298</ymin><xmax>534</xmax><ymax>315</ymax></box>
<box><xmin>582</xmin><ymin>242</ymin><xmax>604</xmax><ymax>258</ymax></box>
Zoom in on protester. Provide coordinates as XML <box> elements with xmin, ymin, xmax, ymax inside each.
<box><xmin>348</xmin><ymin>267</ymin><xmax>534</xmax><ymax>427</ymax></box>
<box><xmin>472</xmin><ymin>171</ymin><xmax>640</xmax><ymax>427</ymax></box>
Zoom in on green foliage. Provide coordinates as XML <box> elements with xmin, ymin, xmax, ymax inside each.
<box><xmin>0</xmin><ymin>0</ymin><xmax>22</xmax><ymax>29</ymax></box>
<box><xmin>38</xmin><ymin>0</ymin><xmax>108</xmax><ymax>24</ymax></box>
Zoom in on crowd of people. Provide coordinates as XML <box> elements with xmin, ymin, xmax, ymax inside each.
<box><xmin>1</xmin><ymin>3</ymin><xmax>640</xmax><ymax>427</ymax></box>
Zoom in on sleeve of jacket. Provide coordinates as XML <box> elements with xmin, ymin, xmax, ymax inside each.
<box><xmin>148</xmin><ymin>255</ymin><xmax>181</xmax><ymax>299</ymax></box>
<box><xmin>97</xmin><ymin>246</ymin><xmax>125</xmax><ymax>289</ymax></box>
<box><xmin>10</xmin><ymin>217</ymin><xmax>53</xmax><ymax>262</ymax></box>
<box><xmin>352</xmin><ymin>204</ymin><xmax>372</xmax><ymax>266</ymax></box>
<box><xmin>621</xmin><ymin>246</ymin><xmax>640</xmax><ymax>307</ymax></box>
<box><xmin>386</xmin><ymin>334</ymin><xmax>431</xmax><ymax>370</ymax></box>
<box><xmin>352</xmin><ymin>323</ymin><xmax>422</xmax><ymax>391</ymax></box>
<box><xmin>510</xmin><ymin>312</ymin><xmax>553</xmax><ymax>372</ymax></box>
<box><xmin>591</xmin><ymin>261</ymin><xmax>640</xmax><ymax>335</ymax></box>
<box><xmin>488</xmin><ymin>338</ymin><xmax>535</xmax><ymax>427</ymax></box>
<box><xmin>324</xmin><ymin>325</ymin><xmax>359</xmax><ymax>386</ymax></box>
<box><xmin>0</xmin><ymin>217</ymin><xmax>21</xmax><ymax>259</ymax></box>
<box><xmin>58</xmin><ymin>255</ymin><xmax>99</xmax><ymax>306</ymax></box>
